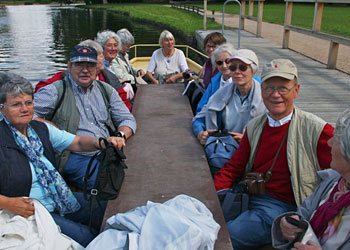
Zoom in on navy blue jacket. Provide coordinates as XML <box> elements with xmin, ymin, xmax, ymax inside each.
<box><xmin>0</xmin><ymin>120</ymin><xmax>56</xmax><ymax>197</ymax></box>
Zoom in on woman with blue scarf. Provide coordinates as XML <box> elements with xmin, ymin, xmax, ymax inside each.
<box><xmin>0</xmin><ymin>73</ymin><xmax>121</xmax><ymax>247</ymax></box>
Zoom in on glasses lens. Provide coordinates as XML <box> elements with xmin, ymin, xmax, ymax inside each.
<box><xmin>229</xmin><ymin>64</ymin><xmax>248</xmax><ymax>72</ymax></box>
<box><xmin>239</xmin><ymin>64</ymin><xmax>248</xmax><ymax>71</ymax></box>
<box><xmin>216</xmin><ymin>60</ymin><xmax>224</xmax><ymax>66</ymax></box>
<box><xmin>229</xmin><ymin>64</ymin><xmax>237</xmax><ymax>71</ymax></box>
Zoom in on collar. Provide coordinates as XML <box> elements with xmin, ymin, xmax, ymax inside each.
<box><xmin>220</xmin><ymin>75</ymin><xmax>232</xmax><ymax>88</ymax></box>
<box><xmin>235</xmin><ymin>86</ymin><xmax>250</xmax><ymax>104</ymax></box>
<box><xmin>267</xmin><ymin>111</ymin><xmax>293</xmax><ymax>127</ymax></box>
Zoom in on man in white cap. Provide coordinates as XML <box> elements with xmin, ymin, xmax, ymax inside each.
<box><xmin>214</xmin><ymin>59</ymin><xmax>334</xmax><ymax>249</ymax></box>
<box><xmin>34</xmin><ymin>45</ymin><xmax>136</xmax><ymax>190</ymax></box>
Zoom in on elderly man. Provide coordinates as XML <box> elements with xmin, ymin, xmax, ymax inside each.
<box><xmin>34</xmin><ymin>45</ymin><xmax>136</xmax><ymax>190</ymax></box>
<box><xmin>214</xmin><ymin>59</ymin><xmax>334</xmax><ymax>249</ymax></box>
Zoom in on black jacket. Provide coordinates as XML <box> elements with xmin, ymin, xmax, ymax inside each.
<box><xmin>0</xmin><ymin>120</ymin><xmax>56</xmax><ymax>197</ymax></box>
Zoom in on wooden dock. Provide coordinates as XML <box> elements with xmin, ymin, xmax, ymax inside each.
<box><xmin>196</xmin><ymin>29</ymin><xmax>350</xmax><ymax>125</ymax></box>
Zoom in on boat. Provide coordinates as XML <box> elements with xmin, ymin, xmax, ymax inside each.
<box><xmin>129</xmin><ymin>44</ymin><xmax>208</xmax><ymax>114</ymax></box>
<box><xmin>129</xmin><ymin>44</ymin><xmax>208</xmax><ymax>74</ymax></box>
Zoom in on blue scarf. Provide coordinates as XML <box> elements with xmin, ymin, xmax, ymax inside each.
<box><xmin>5</xmin><ymin>119</ymin><xmax>80</xmax><ymax>216</ymax></box>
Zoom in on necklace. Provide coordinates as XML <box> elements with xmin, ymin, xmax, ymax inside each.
<box><xmin>163</xmin><ymin>48</ymin><xmax>174</xmax><ymax>63</ymax></box>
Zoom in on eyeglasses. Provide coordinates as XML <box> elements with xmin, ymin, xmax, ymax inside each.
<box><xmin>261</xmin><ymin>84</ymin><xmax>297</xmax><ymax>95</ymax></box>
<box><xmin>73</xmin><ymin>62</ymin><xmax>97</xmax><ymax>71</ymax></box>
<box><xmin>229</xmin><ymin>64</ymin><xmax>248</xmax><ymax>72</ymax></box>
<box><xmin>0</xmin><ymin>100</ymin><xmax>34</xmax><ymax>109</ymax></box>
<box><xmin>216</xmin><ymin>60</ymin><xmax>228</xmax><ymax>66</ymax></box>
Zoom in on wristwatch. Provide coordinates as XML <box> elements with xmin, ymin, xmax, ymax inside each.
<box><xmin>116</xmin><ymin>131</ymin><xmax>126</xmax><ymax>140</ymax></box>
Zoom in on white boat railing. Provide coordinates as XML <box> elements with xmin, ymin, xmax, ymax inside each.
<box><xmin>130</xmin><ymin>44</ymin><xmax>208</xmax><ymax>60</ymax></box>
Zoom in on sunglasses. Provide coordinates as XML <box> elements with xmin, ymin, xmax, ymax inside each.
<box><xmin>229</xmin><ymin>64</ymin><xmax>248</xmax><ymax>72</ymax></box>
<box><xmin>216</xmin><ymin>60</ymin><xmax>227</xmax><ymax>66</ymax></box>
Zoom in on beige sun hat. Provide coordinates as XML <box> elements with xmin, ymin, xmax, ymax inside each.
<box><xmin>261</xmin><ymin>59</ymin><xmax>298</xmax><ymax>82</ymax></box>
<box><xmin>227</xmin><ymin>49</ymin><xmax>259</xmax><ymax>74</ymax></box>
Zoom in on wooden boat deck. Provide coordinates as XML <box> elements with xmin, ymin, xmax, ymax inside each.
<box><xmin>196</xmin><ymin>29</ymin><xmax>350</xmax><ymax>125</ymax></box>
<box><xmin>103</xmin><ymin>84</ymin><xmax>233</xmax><ymax>249</ymax></box>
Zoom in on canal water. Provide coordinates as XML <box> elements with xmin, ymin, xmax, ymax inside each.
<box><xmin>0</xmin><ymin>4</ymin><xmax>191</xmax><ymax>84</ymax></box>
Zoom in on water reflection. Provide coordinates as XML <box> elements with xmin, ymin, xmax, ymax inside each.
<box><xmin>0</xmin><ymin>5</ymin><xmax>189</xmax><ymax>84</ymax></box>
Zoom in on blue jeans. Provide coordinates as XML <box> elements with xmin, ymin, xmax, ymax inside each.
<box><xmin>226</xmin><ymin>193</ymin><xmax>296</xmax><ymax>249</ymax></box>
<box><xmin>62</xmin><ymin>153</ymin><xmax>101</xmax><ymax>190</ymax></box>
<box><xmin>51</xmin><ymin>192</ymin><xmax>107</xmax><ymax>247</ymax></box>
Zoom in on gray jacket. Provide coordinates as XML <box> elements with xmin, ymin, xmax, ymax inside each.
<box><xmin>194</xmin><ymin>78</ymin><xmax>266</xmax><ymax>133</ymax></box>
<box><xmin>272</xmin><ymin>169</ymin><xmax>350</xmax><ymax>249</ymax></box>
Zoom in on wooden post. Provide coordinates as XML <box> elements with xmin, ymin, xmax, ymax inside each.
<box><xmin>241</xmin><ymin>0</ymin><xmax>246</xmax><ymax>29</ymax></box>
<box><xmin>312</xmin><ymin>2</ymin><xmax>324</xmax><ymax>32</ymax></box>
<box><xmin>249</xmin><ymin>0</ymin><xmax>254</xmax><ymax>17</ymax></box>
<box><xmin>327</xmin><ymin>41</ymin><xmax>339</xmax><ymax>69</ymax></box>
<box><xmin>283</xmin><ymin>1</ymin><xmax>293</xmax><ymax>49</ymax></box>
<box><xmin>257</xmin><ymin>0</ymin><xmax>264</xmax><ymax>37</ymax></box>
<box><xmin>204</xmin><ymin>0</ymin><xmax>207</xmax><ymax>31</ymax></box>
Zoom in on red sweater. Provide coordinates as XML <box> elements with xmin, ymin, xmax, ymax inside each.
<box><xmin>35</xmin><ymin>71</ymin><xmax>132</xmax><ymax>111</ymax></box>
<box><xmin>214</xmin><ymin>121</ymin><xmax>334</xmax><ymax>205</ymax></box>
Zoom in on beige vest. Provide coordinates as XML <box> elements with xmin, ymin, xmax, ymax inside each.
<box><xmin>245</xmin><ymin>107</ymin><xmax>326</xmax><ymax>206</ymax></box>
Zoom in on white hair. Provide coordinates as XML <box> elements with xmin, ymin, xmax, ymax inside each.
<box><xmin>211</xmin><ymin>43</ymin><xmax>236</xmax><ymax>66</ymax></box>
<box><xmin>117</xmin><ymin>28</ymin><xmax>135</xmax><ymax>45</ymax></box>
<box><xmin>335</xmin><ymin>109</ymin><xmax>350</xmax><ymax>162</ymax></box>
<box><xmin>159</xmin><ymin>30</ymin><xmax>175</xmax><ymax>47</ymax></box>
<box><xmin>95</xmin><ymin>30</ymin><xmax>121</xmax><ymax>51</ymax></box>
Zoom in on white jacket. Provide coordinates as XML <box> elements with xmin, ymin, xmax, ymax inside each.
<box><xmin>0</xmin><ymin>199</ymin><xmax>83</xmax><ymax>250</ymax></box>
<box><xmin>86</xmin><ymin>194</ymin><xmax>220</xmax><ymax>250</ymax></box>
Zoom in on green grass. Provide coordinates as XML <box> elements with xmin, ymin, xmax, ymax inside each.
<box><xmin>0</xmin><ymin>1</ymin><xmax>31</xmax><ymax>4</ymax></box>
<box><xmin>86</xmin><ymin>4</ymin><xmax>222</xmax><ymax>36</ymax></box>
<box><xmin>193</xmin><ymin>3</ymin><xmax>350</xmax><ymax>38</ymax></box>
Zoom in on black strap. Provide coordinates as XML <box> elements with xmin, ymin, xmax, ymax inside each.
<box><xmin>83</xmin><ymin>138</ymin><xmax>107</xmax><ymax>200</ymax></box>
<box><xmin>264</xmin><ymin>130</ymin><xmax>289</xmax><ymax>182</ymax></box>
<box><xmin>49</xmin><ymin>73</ymin><xmax>67</xmax><ymax>121</ymax></box>
<box><xmin>97</xmin><ymin>83</ymin><xmax>118</xmax><ymax>136</ymax></box>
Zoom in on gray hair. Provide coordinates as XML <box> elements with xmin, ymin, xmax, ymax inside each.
<box><xmin>335</xmin><ymin>109</ymin><xmax>350</xmax><ymax>162</ymax></box>
<box><xmin>117</xmin><ymin>28</ymin><xmax>135</xmax><ymax>45</ymax></box>
<box><xmin>159</xmin><ymin>30</ymin><xmax>175</xmax><ymax>47</ymax></box>
<box><xmin>0</xmin><ymin>73</ymin><xmax>33</xmax><ymax>104</ymax></box>
<box><xmin>79</xmin><ymin>39</ymin><xmax>103</xmax><ymax>55</ymax></box>
<box><xmin>95</xmin><ymin>30</ymin><xmax>121</xmax><ymax>51</ymax></box>
<box><xmin>211</xmin><ymin>43</ymin><xmax>236</xmax><ymax>66</ymax></box>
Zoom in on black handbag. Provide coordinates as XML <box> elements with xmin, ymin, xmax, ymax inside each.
<box><xmin>83</xmin><ymin>138</ymin><xmax>128</xmax><ymax>229</ymax></box>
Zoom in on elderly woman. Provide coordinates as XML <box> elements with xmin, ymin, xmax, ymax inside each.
<box><xmin>272</xmin><ymin>109</ymin><xmax>350</xmax><ymax>250</ymax></box>
<box><xmin>195</xmin><ymin>43</ymin><xmax>235</xmax><ymax>115</ymax></box>
<box><xmin>146</xmin><ymin>30</ymin><xmax>189</xmax><ymax>84</ymax></box>
<box><xmin>199</xmin><ymin>32</ymin><xmax>227</xmax><ymax>88</ymax></box>
<box><xmin>193</xmin><ymin>49</ymin><xmax>266</xmax><ymax>145</ymax></box>
<box><xmin>111</xmin><ymin>28</ymin><xmax>147</xmax><ymax>85</ymax></box>
<box><xmin>0</xmin><ymin>72</ymin><xmax>121</xmax><ymax>246</ymax></box>
<box><xmin>96</xmin><ymin>30</ymin><xmax>134</xmax><ymax>100</ymax></box>
<box><xmin>96</xmin><ymin>30</ymin><xmax>121</xmax><ymax>71</ymax></box>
